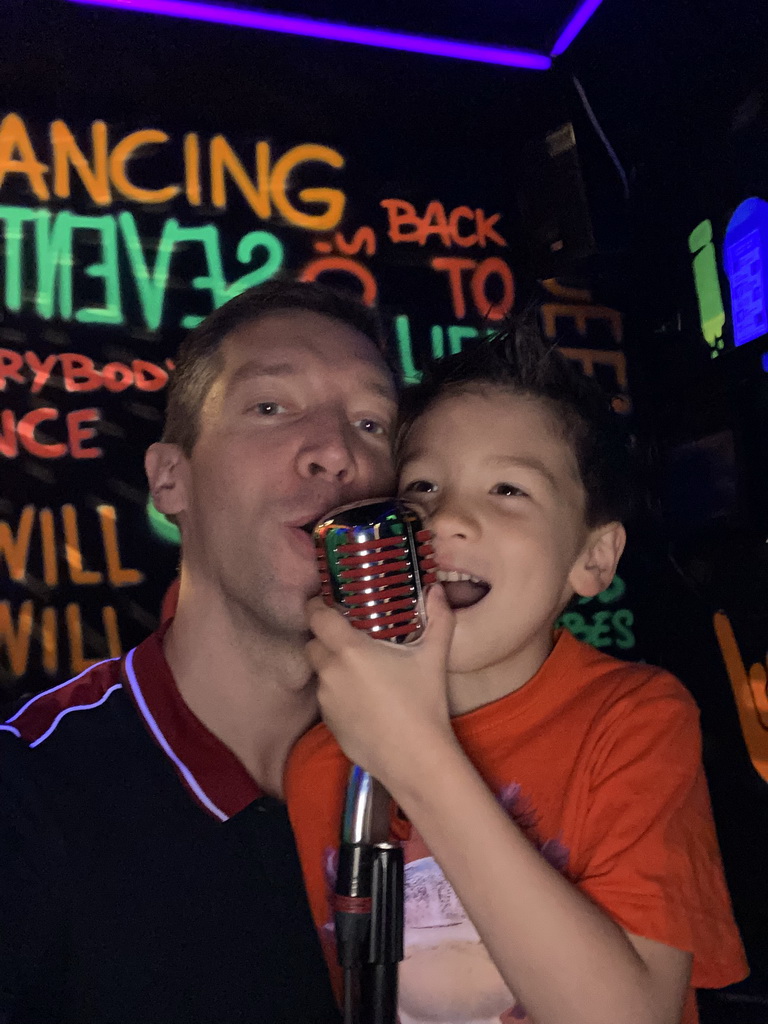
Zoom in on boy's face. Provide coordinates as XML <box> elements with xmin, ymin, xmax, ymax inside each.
<box><xmin>398</xmin><ymin>389</ymin><xmax>623</xmax><ymax>680</ymax></box>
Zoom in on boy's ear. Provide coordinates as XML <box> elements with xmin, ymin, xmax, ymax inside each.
<box><xmin>569</xmin><ymin>521</ymin><xmax>626</xmax><ymax>599</ymax></box>
<box><xmin>145</xmin><ymin>442</ymin><xmax>189</xmax><ymax>518</ymax></box>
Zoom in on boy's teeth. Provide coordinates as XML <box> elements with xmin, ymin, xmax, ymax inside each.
<box><xmin>436</xmin><ymin>570</ymin><xmax>485</xmax><ymax>584</ymax></box>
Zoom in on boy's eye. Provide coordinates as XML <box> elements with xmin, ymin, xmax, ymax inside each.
<box><xmin>401</xmin><ymin>480</ymin><xmax>436</xmax><ymax>494</ymax></box>
<box><xmin>354</xmin><ymin>418</ymin><xmax>386</xmax><ymax>436</ymax></box>
<box><xmin>492</xmin><ymin>482</ymin><xmax>527</xmax><ymax>497</ymax></box>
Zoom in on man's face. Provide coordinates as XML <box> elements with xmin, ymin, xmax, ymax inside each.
<box><xmin>155</xmin><ymin>310</ymin><xmax>397</xmax><ymax>637</ymax></box>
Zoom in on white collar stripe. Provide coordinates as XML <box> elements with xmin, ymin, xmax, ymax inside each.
<box><xmin>124</xmin><ymin>647</ymin><xmax>228</xmax><ymax>822</ymax></box>
<box><xmin>5</xmin><ymin>657</ymin><xmax>121</xmax><ymax>725</ymax></box>
<box><xmin>29</xmin><ymin>683</ymin><xmax>123</xmax><ymax>748</ymax></box>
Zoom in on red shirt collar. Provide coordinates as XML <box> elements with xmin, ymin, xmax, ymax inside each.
<box><xmin>123</xmin><ymin>625</ymin><xmax>262</xmax><ymax>820</ymax></box>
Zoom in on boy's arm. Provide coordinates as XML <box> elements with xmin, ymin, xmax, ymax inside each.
<box><xmin>306</xmin><ymin>590</ymin><xmax>692</xmax><ymax>1024</ymax></box>
<box><xmin>392</xmin><ymin>733</ymin><xmax>691</xmax><ymax>1024</ymax></box>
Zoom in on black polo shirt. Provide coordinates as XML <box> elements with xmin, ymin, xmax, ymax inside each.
<box><xmin>0</xmin><ymin>628</ymin><xmax>340</xmax><ymax>1024</ymax></box>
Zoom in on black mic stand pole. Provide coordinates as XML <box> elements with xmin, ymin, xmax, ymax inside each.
<box><xmin>334</xmin><ymin>766</ymin><xmax>404</xmax><ymax>1024</ymax></box>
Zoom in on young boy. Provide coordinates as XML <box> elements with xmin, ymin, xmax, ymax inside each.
<box><xmin>285</xmin><ymin>323</ymin><xmax>747</xmax><ymax>1024</ymax></box>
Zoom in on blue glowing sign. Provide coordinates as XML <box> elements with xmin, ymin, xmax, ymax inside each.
<box><xmin>724</xmin><ymin>197</ymin><xmax>768</xmax><ymax>347</ymax></box>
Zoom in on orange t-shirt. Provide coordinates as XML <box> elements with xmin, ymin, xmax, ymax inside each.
<box><xmin>285</xmin><ymin>630</ymin><xmax>748</xmax><ymax>1024</ymax></box>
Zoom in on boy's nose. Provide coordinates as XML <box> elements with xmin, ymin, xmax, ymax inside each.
<box><xmin>428</xmin><ymin>496</ymin><xmax>480</xmax><ymax>540</ymax></box>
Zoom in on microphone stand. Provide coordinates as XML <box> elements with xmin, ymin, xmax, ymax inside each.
<box><xmin>312</xmin><ymin>498</ymin><xmax>433</xmax><ymax>1024</ymax></box>
<box><xmin>334</xmin><ymin>765</ymin><xmax>403</xmax><ymax>1024</ymax></box>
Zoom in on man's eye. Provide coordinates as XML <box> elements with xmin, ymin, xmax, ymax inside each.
<box><xmin>492</xmin><ymin>482</ymin><xmax>527</xmax><ymax>497</ymax></box>
<box><xmin>251</xmin><ymin>402</ymin><xmax>286</xmax><ymax>416</ymax></box>
<box><xmin>354</xmin><ymin>418</ymin><xmax>386</xmax><ymax>436</ymax></box>
<box><xmin>401</xmin><ymin>480</ymin><xmax>436</xmax><ymax>494</ymax></box>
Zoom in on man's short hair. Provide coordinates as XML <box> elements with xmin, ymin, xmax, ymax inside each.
<box><xmin>396</xmin><ymin>315</ymin><xmax>635</xmax><ymax>528</ymax></box>
<box><xmin>162</xmin><ymin>278</ymin><xmax>386</xmax><ymax>455</ymax></box>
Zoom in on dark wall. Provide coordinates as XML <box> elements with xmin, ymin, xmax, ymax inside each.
<box><xmin>563</xmin><ymin>3</ymin><xmax>768</xmax><ymax>1016</ymax></box>
<box><xmin>2</xmin><ymin>2</ymin><xmax>766</xmax><ymax>1017</ymax></box>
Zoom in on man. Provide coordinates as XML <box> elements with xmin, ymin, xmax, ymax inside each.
<box><xmin>0</xmin><ymin>280</ymin><xmax>398</xmax><ymax>1023</ymax></box>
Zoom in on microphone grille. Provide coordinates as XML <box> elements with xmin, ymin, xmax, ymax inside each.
<box><xmin>313</xmin><ymin>498</ymin><xmax>436</xmax><ymax>643</ymax></box>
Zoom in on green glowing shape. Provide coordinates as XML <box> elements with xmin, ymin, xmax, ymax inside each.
<box><xmin>120</xmin><ymin>212</ymin><xmax>177</xmax><ymax>330</ymax></box>
<box><xmin>689</xmin><ymin>219</ymin><xmax>725</xmax><ymax>349</ymax></box>
<box><xmin>34</xmin><ymin>210</ymin><xmax>71</xmax><ymax>319</ymax></box>
<box><xmin>394</xmin><ymin>314</ymin><xmax>422</xmax><ymax>384</ymax></box>
<box><xmin>447</xmin><ymin>325</ymin><xmax>479</xmax><ymax>355</ymax></box>
<box><xmin>177</xmin><ymin>224</ymin><xmax>228</xmax><ymax>328</ymax></box>
<box><xmin>227</xmin><ymin>230</ymin><xmax>284</xmax><ymax>298</ymax></box>
<box><xmin>146</xmin><ymin>496</ymin><xmax>181</xmax><ymax>545</ymax></box>
<box><xmin>0</xmin><ymin>205</ymin><xmax>41</xmax><ymax>311</ymax></box>
<box><xmin>431</xmin><ymin>324</ymin><xmax>445</xmax><ymax>360</ymax></box>
<box><xmin>430</xmin><ymin>324</ymin><xmax>482</xmax><ymax>362</ymax></box>
<box><xmin>33</xmin><ymin>210</ymin><xmax>124</xmax><ymax>323</ymax></box>
<box><xmin>76</xmin><ymin>214</ymin><xmax>122</xmax><ymax>324</ymax></box>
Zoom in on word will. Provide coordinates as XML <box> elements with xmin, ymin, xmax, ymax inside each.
<box><xmin>1</xmin><ymin>504</ymin><xmax>142</xmax><ymax>678</ymax></box>
<box><xmin>1</xmin><ymin>602</ymin><xmax>121</xmax><ymax>678</ymax></box>
<box><xmin>1</xmin><ymin>504</ymin><xmax>143</xmax><ymax>587</ymax></box>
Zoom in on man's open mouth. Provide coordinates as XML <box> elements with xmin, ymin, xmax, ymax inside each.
<box><xmin>435</xmin><ymin>570</ymin><xmax>491</xmax><ymax>610</ymax></box>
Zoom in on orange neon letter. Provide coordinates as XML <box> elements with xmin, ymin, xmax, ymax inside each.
<box><xmin>51</xmin><ymin>120</ymin><xmax>110</xmax><ymax>204</ymax></box>
<box><xmin>0</xmin><ymin>113</ymin><xmax>49</xmax><ymax>201</ymax></box>
<box><xmin>714</xmin><ymin>610</ymin><xmax>768</xmax><ymax>783</ymax></box>
<box><xmin>271</xmin><ymin>144</ymin><xmax>345</xmax><ymax>231</ymax></box>
<box><xmin>109</xmin><ymin>130</ymin><xmax>180</xmax><ymax>204</ymax></box>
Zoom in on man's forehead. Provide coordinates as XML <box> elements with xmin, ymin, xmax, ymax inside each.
<box><xmin>221</xmin><ymin>310</ymin><xmax>395</xmax><ymax>395</ymax></box>
<box><xmin>225</xmin><ymin>309</ymin><xmax>383</xmax><ymax>363</ymax></box>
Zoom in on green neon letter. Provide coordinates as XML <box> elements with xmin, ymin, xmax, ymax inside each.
<box><xmin>430</xmin><ymin>325</ymin><xmax>445</xmax><ymax>360</ymax></box>
<box><xmin>689</xmin><ymin>219</ymin><xmax>725</xmax><ymax>351</ymax></box>
<box><xmin>74</xmin><ymin>214</ymin><xmax>123</xmax><ymax>325</ymax></box>
<box><xmin>34</xmin><ymin>210</ymin><xmax>74</xmax><ymax>320</ymax></box>
<box><xmin>0</xmin><ymin>205</ymin><xmax>42</xmax><ymax>312</ymax></box>
<box><xmin>394</xmin><ymin>314</ymin><xmax>422</xmax><ymax>385</ymax></box>
<box><xmin>174</xmin><ymin>224</ymin><xmax>227</xmax><ymax>328</ymax></box>
<box><xmin>119</xmin><ymin>212</ymin><xmax>177</xmax><ymax>331</ymax></box>
<box><xmin>447</xmin><ymin>325</ymin><xmax>479</xmax><ymax>355</ymax></box>
<box><xmin>227</xmin><ymin>230</ymin><xmax>284</xmax><ymax>299</ymax></box>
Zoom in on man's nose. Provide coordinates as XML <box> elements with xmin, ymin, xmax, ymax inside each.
<box><xmin>296</xmin><ymin>411</ymin><xmax>357</xmax><ymax>483</ymax></box>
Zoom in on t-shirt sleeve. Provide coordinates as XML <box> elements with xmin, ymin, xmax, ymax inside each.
<box><xmin>572</xmin><ymin>672</ymin><xmax>748</xmax><ymax>989</ymax></box>
<box><xmin>0</xmin><ymin>732</ymin><xmax>68</xmax><ymax>1020</ymax></box>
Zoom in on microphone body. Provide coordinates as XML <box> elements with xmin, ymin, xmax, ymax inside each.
<box><xmin>314</xmin><ymin>497</ymin><xmax>436</xmax><ymax>642</ymax></box>
<box><xmin>313</xmin><ymin>498</ymin><xmax>436</xmax><ymax>1023</ymax></box>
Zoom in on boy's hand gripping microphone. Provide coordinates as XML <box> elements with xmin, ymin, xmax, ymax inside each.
<box><xmin>313</xmin><ymin>498</ymin><xmax>437</xmax><ymax>1024</ymax></box>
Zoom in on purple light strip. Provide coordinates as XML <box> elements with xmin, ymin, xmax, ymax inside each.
<box><xmin>550</xmin><ymin>0</ymin><xmax>604</xmax><ymax>56</ymax></box>
<box><xmin>64</xmin><ymin>0</ymin><xmax>552</xmax><ymax>70</ymax></box>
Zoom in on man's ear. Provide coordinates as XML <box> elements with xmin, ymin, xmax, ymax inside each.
<box><xmin>145</xmin><ymin>443</ymin><xmax>189</xmax><ymax>518</ymax></box>
<box><xmin>569</xmin><ymin>521</ymin><xmax>626</xmax><ymax>599</ymax></box>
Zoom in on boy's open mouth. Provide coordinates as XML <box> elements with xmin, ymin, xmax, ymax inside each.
<box><xmin>435</xmin><ymin>570</ymin><xmax>491</xmax><ymax>610</ymax></box>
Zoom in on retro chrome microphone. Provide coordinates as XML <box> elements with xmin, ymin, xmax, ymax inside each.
<box><xmin>313</xmin><ymin>498</ymin><xmax>436</xmax><ymax>1024</ymax></box>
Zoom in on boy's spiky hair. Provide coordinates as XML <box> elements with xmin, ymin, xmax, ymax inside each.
<box><xmin>395</xmin><ymin>315</ymin><xmax>634</xmax><ymax>528</ymax></box>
